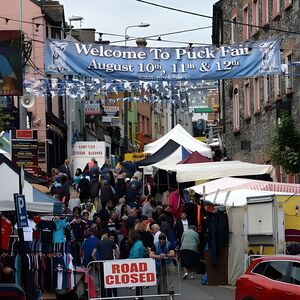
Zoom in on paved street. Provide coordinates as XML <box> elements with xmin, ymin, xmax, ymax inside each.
<box><xmin>178</xmin><ymin>276</ymin><xmax>235</xmax><ymax>300</ymax></box>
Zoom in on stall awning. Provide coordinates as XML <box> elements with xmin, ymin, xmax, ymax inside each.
<box><xmin>189</xmin><ymin>176</ymin><xmax>300</xmax><ymax>196</ymax></box>
<box><xmin>154</xmin><ymin>161</ymin><xmax>275</xmax><ymax>183</ymax></box>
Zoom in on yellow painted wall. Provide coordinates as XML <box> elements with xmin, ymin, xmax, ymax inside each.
<box><xmin>277</xmin><ymin>195</ymin><xmax>300</xmax><ymax>230</ymax></box>
<box><xmin>247</xmin><ymin>195</ymin><xmax>300</xmax><ymax>255</ymax></box>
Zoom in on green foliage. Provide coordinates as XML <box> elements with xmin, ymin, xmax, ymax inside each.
<box><xmin>270</xmin><ymin>111</ymin><xmax>300</xmax><ymax>174</ymax></box>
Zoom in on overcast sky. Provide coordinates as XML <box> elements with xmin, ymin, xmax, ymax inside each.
<box><xmin>59</xmin><ymin>0</ymin><xmax>218</xmax><ymax>47</ymax></box>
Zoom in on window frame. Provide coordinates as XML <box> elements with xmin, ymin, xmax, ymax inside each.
<box><xmin>284</xmin><ymin>52</ymin><xmax>294</xmax><ymax>91</ymax></box>
<box><xmin>231</xmin><ymin>15</ymin><xmax>238</xmax><ymax>44</ymax></box>
<box><xmin>252</xmin><ymin>0</ymin><xmax>259</xmax><ymax>35</ymax></box>
<box><xmin>253</xmin><ymin>77</ymin><xmax>260</xmax><ymax>114</ymax></box>
<box><xmin>272</xmin><ymin>0</ymin><xmax>281</xmax><ymax>19</ymax></box>
<box><xmin>233</xmin><ymin>87</ymin><xmax>240</xmax><ymax>132</ymax></box>
<box><xmin>243</xmin><ymin>4</ymin><xmax>249</xmax><ymax>40</ymax></box>
<box><xmin>289</xmin><ymin>262</ymin><xmax>300</xmax><ymax>285</ymax></box>
<box><xmin>244</xmin><ymin>81</ymin><xmax>251</xmax><ymax>119</ymax></box>
<box><xmin>263</xmin><ymin>260</ymin><xmax>291</xmax><ymax>282</ymax></box>
<box><xmin>262</xmin><ymin>0</ymin><xmax>270</xmax><ymax>27</ymax></box>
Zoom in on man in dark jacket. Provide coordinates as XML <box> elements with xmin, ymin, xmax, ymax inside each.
<box><xmin>59</xmin><ymin>159</ymin><xmax>71</xmax><ymax>180</ymax></box>
<box><xmin>77</xmin><ymin>173</ymin><xmax>90</xmax><ymax>203</ymax></box>
<box><xmin>174</xmin><ymin>211</ymin><xmax>190</xmax><ymax>247</ymax></box>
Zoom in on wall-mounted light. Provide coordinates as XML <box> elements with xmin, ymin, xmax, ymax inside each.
<box><xmin>296</xmin><ymin>204</ymin><xmax>299</xmax><ymax>216</ymax></box>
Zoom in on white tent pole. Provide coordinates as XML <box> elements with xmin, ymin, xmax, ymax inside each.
<box><xmin>213</xmin><ymin>188</ymin><xmax>220</xmax><ymax>204</ymax></box>
<box><xmin>203</xmin><ymin>185</ymin><xmax>206</xmax><ymax>201</ymax></box>
<box><xmin>224</xmin><ymin>190</ymin><xmax>231</xmax><ymax>206</ymax></box>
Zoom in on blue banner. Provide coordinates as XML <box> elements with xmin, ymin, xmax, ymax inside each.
<box><xmin>44</xmin><ymin>39</ymin><xmax>281</xmax><ymax>81</ymax></box>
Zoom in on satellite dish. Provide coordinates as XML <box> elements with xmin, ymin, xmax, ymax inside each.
<box><xmin>21</xmin><ymin>92</ymin><xmax>35</xmax><ymax>108</ymax></box>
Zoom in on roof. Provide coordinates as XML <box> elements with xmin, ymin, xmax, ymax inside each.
<box><xmin>204</xmin><ymin>189</ymin><xmax>282</xmax><ymax>206</ymax></box>
<box><xmin>144</xmin><ymin>124</ymin><xmax>212</xmax><ymax>158</ymax></box>
<box><xmin>0</xmin><ymin>154</ymin><xmax>47</xmax><ymax>186</ymax></box>
<box><xmin>32</xmin><ymin>0</ymin><xmax>65</xmax><ymax>25</ymax></box>
<box><xmin>136</xmin><ymin>139</ymin><xmax>181</xmax><ymax>167</ymax></box>
<box><xmin>178</xmin><ymin>151</ymin><xmax>211</xmax><ymax>164</ymax></box>
<box><xmin>0</xmin><ymin>154</ymin><xmax>61</xmax><ymax>213</ymax></box>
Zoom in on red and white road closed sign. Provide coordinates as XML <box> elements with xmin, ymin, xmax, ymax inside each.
<box><xmin>103</xmin><ymin>258</ymin><xmax>157</xmax><ymax>288</ymax></box>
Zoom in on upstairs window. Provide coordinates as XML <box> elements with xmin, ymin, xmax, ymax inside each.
<box><xmin>252</xmin><ymin>0</ymin><xmax>259</xmax><ymax>35</ymax></box>
<box><xmin>231</xmin><ymin>16</ymin><xmax>238</xmax><ymax>43</ymax></box>
<box><xmin>284</xmin><ymin>0</ymin><xmax>293</xmax><ymax>10</ymax></box>
<box><xmin>244</xmin><ymin>81</ymin><xmax>251</xmax><ymax>119</ymax></box>
<box><xmin>285</xmin><ymin>53</ymin><xmax>294</xmax><ymax>91</ymax></box>
<box><xmin>264</xmin><ymin>76</ymin><xmax>271</xmax><ymax>105</ymax></box>
<box><xmin>273</xmin><ymin>75</ymin><xmax>281</xmax><ymax>99</ymax></box>
<box><xmin>253</xmin><ymin>78</ymin><xmax>260</xmax><ymax>114</ymax></box>
<box><xmin>243</xmin><ymin>5</ymin><xmax>249</xmax><ymax>40</ymax></box>
<box><xmin>233</xmin><ymin>87</ymin><xmax>240</xmax><ymax>132</ymax></box>
<box><xmin>262</xmin><ymin>0</ymin><xmax>269</xmax><ymax>27</ymax></box>
<box><xmin>273</xmin><ymin>0</ymin><xmax>280</xmax><ymax>18</ymax></box>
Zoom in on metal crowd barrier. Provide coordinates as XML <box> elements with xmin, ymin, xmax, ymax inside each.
<box><xmin>87</xmin><ymin>258</ymin><xmax>181</xmax><ymax>300</ymax></box>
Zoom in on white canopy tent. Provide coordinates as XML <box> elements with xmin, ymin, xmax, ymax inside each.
<box><xmin>142</xmin><ymin>146</ymin><xmax>190</xmax><ymax>175</ymax></box>
<box><xmin>204</xmin><ymin>188</ymin><xmax>289</xmax><ymax>207</ymax></box>
<box><xmin>0</xmin><ymin>159</ymin><xmax>60</xmax><ymax>213</ymax></box>
<box><xmin>189</xmin><ymin>176</ymin><xmax>300</xmax><ymax>196</ymax></box>
<box><xmin>144</xmin><ymin>124</ymin><xmax>212</xmax><ymax>158</ymax></box>
<box><xmin>154</xmin><ymin>160</ymin><xmax>276</xmax><ymax>183</ymax></box>
<box><xmin>203</xmin><ymin>188</ymin><xmax>292</xmax><ymax>285</ymax></box>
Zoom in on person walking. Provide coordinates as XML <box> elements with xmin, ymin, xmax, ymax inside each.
<box><xmin>128</xmin><ymin>229</ymin><xmax>147</xmax><ymax>300</ymax></box>
<box><xmin>91</xmin><ymin>229</ymin><xmax>119</xmax><ymax>298</ymax></box>
<box><xmin>59</xmin><ymin>159</ymin><xmax>71</xmax><ymax>180</ymax></box>
<box><xmin>174</xmin><ymin>211</ymin><xmax>190</xmax><ymax>248</ymax></box>
<box><xmin>149</xmin><ymin>232</ymin><xmax>176</xmax><ymax>297</ymax></box>
<box><xmin>180</xmin><ymin>225</ymin><xmax>200</xmax><ymax>280</ymax></box>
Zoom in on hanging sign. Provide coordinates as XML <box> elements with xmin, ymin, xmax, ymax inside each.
<box><xmin>45</xmin><ymin>39</ymin><xmax>281</xmax><ymax>81</ymax></box>
<box><xmin>103</xmin><ymin>258</ymin><xmax>156</xmax><ymax>288</ymax></box>
<box><xmin>14</xmin><ymin>194</ymin><xmax>28</xmax><ymax>228</ymax></box>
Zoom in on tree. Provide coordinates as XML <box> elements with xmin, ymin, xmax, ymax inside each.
<box><xmin>270</xmin><ymin>111</ymin><xmax>300</xmax><ymax>174</ymax></box>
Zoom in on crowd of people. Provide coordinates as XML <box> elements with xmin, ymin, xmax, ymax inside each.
<box><xmin>0</xmin><ymin>156</ymin><xmax>209</xmax><ymax>298</ymax></box>
<box><xmin>49</xmin><ymin>157</ymin><xmax>204</xmax><ymax>278</ymax></box>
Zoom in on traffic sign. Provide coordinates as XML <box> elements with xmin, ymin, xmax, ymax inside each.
<box><xmin>14</xmin><ymin>194</ymin><xmax>28</xmax><ymax>228</ymax></box>
<box><xmin>194</xmin><ymin>107</ymin><xmax>214</xmax><ymax>113</ymax></box>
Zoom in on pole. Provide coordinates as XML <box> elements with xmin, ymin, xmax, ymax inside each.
<box><xmin>124</xmin><ymin>91</ymin><xmax>129</xmax><ymax>154</ymax></box>
<box><xmin>19</xmin><ymin>0</ymin><xmax>26</xmax><ymax>129</ymax></box>
<box><xmin>123</xmin><ymin>24</ymin><xmax>150</xmax><ymax>156</ymax></box>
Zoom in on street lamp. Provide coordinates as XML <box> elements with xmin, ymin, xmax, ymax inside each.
<box><xmin>124</xmin><ymin>23</ymin><xmax>150</xmax><ymax>46</ymax></box>
<box><xmin>123</xmin><ymin>23</ymin><xmax>150</xmax><ymax>156</ymax></box>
